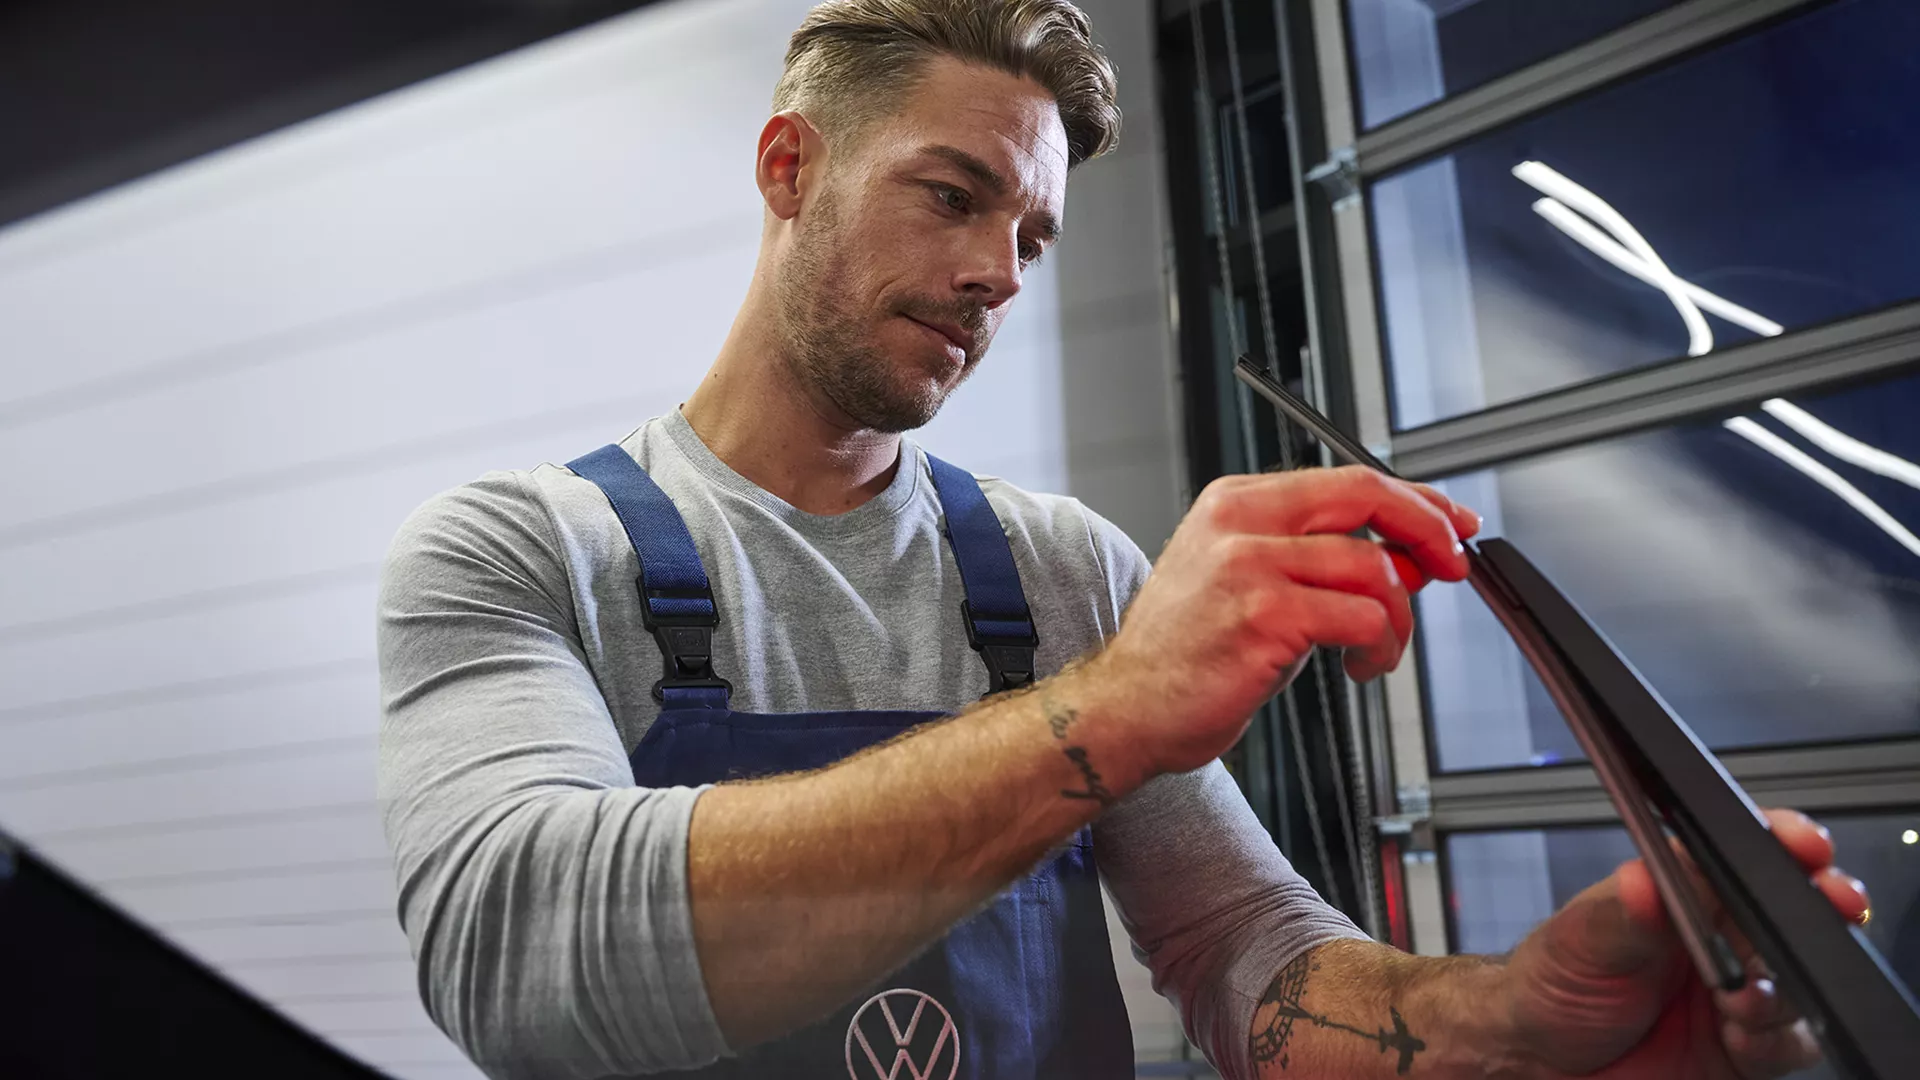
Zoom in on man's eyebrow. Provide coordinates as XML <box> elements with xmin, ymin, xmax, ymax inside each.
<box><xmin>919</xmin><ymin>143</ymin><xmax>1063</xmax><ymax>243</ymax></box>
<box><xmin>921</xmin><ymin>144</ymin><xmax>1007</xmax><ymax>195</ymax></box>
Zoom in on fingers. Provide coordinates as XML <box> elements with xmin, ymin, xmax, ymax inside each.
<box><xmin>1815</xmin><ymin>866</ymin><xmax>1872</xmax><ymax>925</ymax></box>
<box><xmin>1261</xmin><ymin>535</ymin><xmax>1413</xmax><ymax>679</ymax></box>
<box><xmin>1758</xmin><ymin>808</ymin><xmax>1870</xmax><ymax>925</ymax></box>
<box><xmin>1611</xmin><ymin>856</ymin><xmax>1667</xmax><ymax>931</ymax></box>
<box><xmin>1723</xmin><ymin>1016</ymin><xmax>1821</xmax><ymax>1079</ymax></box>
<box><xmin>1622</xmin><ymin>811</ymin><xmax>1868</xmax><ymax>928</ymax></box>
<box><xmin>1279</xmin><ymin>586</ymin><xmax>1399</xmax><ymax>664</ymax></box>
<box><xmin>1761</xmin><ymin>808</ymin><xmax>1834</xmax><ymax>874</ymax></box>
<box><xmin>1708</xmin><ymin>820</ymin><xmax>1848</xmax><ymax>1080</ymax></box>
<box><xmin>1405</xmin><ymin>481</ymin><xmax>1484</xmax><ymax>540</ymax></box>
<box><xmin>1392</xmin><ymin>484</ymin><xmax>1482</xmax><ymax>591</ymax></box>
<box><xmin>1384</xmin><ymin>548</ymin><xmax>1431</xmax><ymax>594</ymax></box>
<box><xmin>1550</xmin><ymin>861</ymin><xmax>1678</xmax><ymax>977</ymax></box>
<box><xmin>1715</xmin><ymin>974</ymin><xmax>1793</xmax><ymax>1031</ymax></box>
<box><xmin>1547</xmin><ymin>810</ymin><xmax>1857</xmax><ymax>1080</ymax></box>
<box><xmin>1716</xmin><ymin>958</ymin><xmax>1822</xmax><ymax>1079</ymax></box>
<box><xmin>1209</xmin><ymin>468</ymin><xmax>1472</xmax><ymax>584</ymax></box>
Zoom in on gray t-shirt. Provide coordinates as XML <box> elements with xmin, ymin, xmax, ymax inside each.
<box><xmin>377</xmin><ymin>408</ymin><xmax>1364</xmax><ymax>1079</ymax></box>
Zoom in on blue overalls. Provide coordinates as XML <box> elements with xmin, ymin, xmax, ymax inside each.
<box><xmin>568</xmin><ymin>444</ymin><xmax>1134</xmax><ymax>1080</ymax></box>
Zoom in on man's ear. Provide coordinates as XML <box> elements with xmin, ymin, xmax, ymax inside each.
<box><xmin>757</xmin><ymin>110</ymin><xmax>821</xmax><ymax>221</ymax></box>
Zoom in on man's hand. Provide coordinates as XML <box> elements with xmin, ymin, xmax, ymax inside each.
<box><xmin>1502</xmin><ymin>808</ymin><xmax>1872</xmax><ymax>1079</ymax></box>
<box><xmin>1083</xmin><ymin>466</ymin><xmax>1481</xmax><ymax>778</ymax></box>
<box><xmin>1237</xmin><ymin>810</ymin><xmax>1871</xmax><ymax>1080</ymax></box>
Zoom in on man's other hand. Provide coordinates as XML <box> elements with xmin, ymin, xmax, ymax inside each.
<box><xmin>1501</xmin><ymin>808</ymin><xmax>1871</xmax><ymax>1079</ymax></box>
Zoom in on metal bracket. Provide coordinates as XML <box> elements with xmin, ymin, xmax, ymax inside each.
<box><xmin>1305</xmin><ymin>146</ymin><xmax>1361</xmax><ymax>208</ymax></box>
<box><xmin>1397</xmin><ymin>784</ymin><xmax>1432</xmax><ymax>815</ymax></box>
<box><xmin>1375</xmin><ymin>784</ymin><xmax>1432</xmax><ymax>836</ymax></box>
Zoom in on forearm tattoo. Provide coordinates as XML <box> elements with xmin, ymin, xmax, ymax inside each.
<box><xmin>1249</xmin><ymin>952</ymin><xmax>1427</xmax><ymax>1076</ymax></box>
<box><xmin>1041</xmin><ymin>693</ymin><xmax>1115</xmax><ymax>807</ymax></box>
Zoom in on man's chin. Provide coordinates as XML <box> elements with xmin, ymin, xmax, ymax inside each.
<box><xmin>865</xmin><ymin>373</ymin><xmax>960</xmax><ymax>432</ymax></box>
<box><xmin>863</xmin><ymin>393</ymin><xmax>944</xmax><ymax>433</ymax></box>
<box><xmin>801</xmin><ymin>335</ymin><xmax>977</xmax><ymax>432</ymax></box>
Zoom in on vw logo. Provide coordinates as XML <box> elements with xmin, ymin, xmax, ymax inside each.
<box><xmin>845</xmin><ymin>987</ymin><xmax>960</xmax><ymax>1080</ymax></box>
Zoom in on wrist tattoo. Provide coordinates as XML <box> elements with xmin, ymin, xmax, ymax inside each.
<box><xmin>1250</xmin><ymin>952</ymin><xmax>1427</xmax><ymax>1076</ymax></box>
<box><xmin>1058</xmin><ymin>745</ymin><xmax>1115</xmax><ymax>806</ymax></box>
<box><xmin>1042</xmin><ymin>693</ymin><xmax>1080</xmax><ymax>740</ymax></box>
<box><xmin>1041</xmin><ymin>692</ymin><xmax>1114</xmax><ymax>806</ymax></box>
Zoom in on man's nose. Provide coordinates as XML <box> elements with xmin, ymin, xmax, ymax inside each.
<box><xmin>953</xmin><ymin>228</ymin><xmax>1023</xmax><ymax>308</ymax></box>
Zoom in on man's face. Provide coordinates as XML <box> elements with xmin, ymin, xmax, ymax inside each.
<box><xmin>776</xmin><ymin>56</ymin><xmax>1070</xmax><ymax>433</ymax></box>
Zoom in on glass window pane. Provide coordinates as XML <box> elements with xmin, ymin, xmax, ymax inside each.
<box><xmin>1371</xmin><ymin>0</ymin><xmax>1920</xmax><ymax>430</ymax></box>
<box><xmin>1446</xmin><ymin>826</ymin><xmax>1639</xmax><ymax>955</ymax></box>
<box><xmin>1445</xmin><ymin>812</ymin><xmax>1920</xmax><ymax>1080</ymax></box>
<box><xmin>1347</xmin><ymin>0</ymin><xmax>1681</xmax><ymax>130</ymax></box>
<box><xmin>1419</xmin><ymin>367</ymin><xmax>1920</xmax><ymax>773</ymax></box>
<box><xmin>1217</xmin><ymin>81</ymin><xmax>1294</xmax><ymax>227</ymax></box>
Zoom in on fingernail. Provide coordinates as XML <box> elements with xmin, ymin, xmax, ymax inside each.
<box><xmin>1452</xmin><ymin>539</ymin><xmax>1464</xmax><ymax>555</ymax></box>
<box><xmin>1754</xmin><ymin>978</ymin><xmax>1776</xmax><ymax>998</ymax></box>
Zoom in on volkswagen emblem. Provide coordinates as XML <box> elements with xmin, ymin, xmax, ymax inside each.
<box><xmin>845</xmin><ymin>987</ymin><xmax>960</xmax><ymax>1080</ymax></box>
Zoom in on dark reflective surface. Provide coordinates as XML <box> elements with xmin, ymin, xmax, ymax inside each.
<box><xmin>1348</xmin><ymin>0</ymin><xmax>1680</xmax><ymax>129</ymax></box>
<box><xmin>1419</xmin><ymin>367</ymin><xmax>1920</xmax><ymax>773</ymax></box>
<box><xmin>1369</xmin><ymin>0</ymin><xmax>1920</xmax><ymax>429</ymax></box>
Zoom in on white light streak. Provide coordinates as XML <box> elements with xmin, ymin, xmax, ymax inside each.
<box><xmin>1518</xmin><ymin>160</ymin><xmax>1919</xmax><ymax>559</ymax></box>
<box><xmin>1723</xmin><ymin>417</ymin><xmax>1920</xmax><ymax>559</ymax></box>
<box><xmin>1514</xmin><ymin>160</ymin><xmax>1714</xmax><ymax>356</ymax></box>
<box><xmin>1528</xmin><ymin>197</ymin><xmax>1785</xmax><ymax>338</ymax></box>
<box><xmin>1760</xmin><ymin>399</ymin><xmax>1920</xmax><ymax>491</ymax></box>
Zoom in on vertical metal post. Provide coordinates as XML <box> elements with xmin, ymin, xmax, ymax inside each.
<box><xmin>1282</xmin><ymin>0</ymin><xmax>1446</xmax><ymax>948</ymax></box>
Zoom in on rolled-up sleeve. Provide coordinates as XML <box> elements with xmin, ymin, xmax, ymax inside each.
<box><xmin>377</xmin><ymin>475</ymin><xmax>728</xmax><ymax>1078</ymax></box>
<box><xmin>1094</xmin><ymin>763</ymin><xmax>1368</xmax><ymax>1078</ymax></box>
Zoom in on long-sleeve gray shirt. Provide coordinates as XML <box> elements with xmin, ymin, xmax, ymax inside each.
<box><xmin>376</xmin><ymin>407</ymin><xmax>1365</xmax><ymax>1078</ymax></box>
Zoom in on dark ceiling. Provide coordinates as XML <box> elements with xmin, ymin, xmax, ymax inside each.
<box><xmin>0</xmin><ymin>0</ymin><xmax>656</xmax><ymax>231</ymax></box>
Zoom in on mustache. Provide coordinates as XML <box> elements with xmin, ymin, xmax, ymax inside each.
<box><xmin>894</xmin><ymin>297</ymin><xmax>989</xmax><ymax>342</ymax></box>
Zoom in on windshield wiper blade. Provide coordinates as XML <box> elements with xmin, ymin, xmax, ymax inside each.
<box><xmin>1234</xmin><ymin>356</ymin><xmax>1920</xmax><ymax>1080</ymax></box>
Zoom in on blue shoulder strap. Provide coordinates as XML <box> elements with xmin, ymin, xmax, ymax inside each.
<box><xmin>570</xmin><ymin>443</ymin><xmax>1038</xmax><ymax>702</ymax></box>
<box><xmin>567</xmin><ymin>444</ymin><xmax>731</xmax><ymax>708</ymax></box>
<box><xmin>925</xmin><ymin>454</ymin><xmax>1040</xmax><ymax>695</ymax></box>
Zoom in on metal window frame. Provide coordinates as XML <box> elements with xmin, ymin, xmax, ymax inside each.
<box><xmin>1281</xmin><ymin>0</ymin><xmax>1920</xmax><ymax>961</ymax></box>
<box><xmin>1429</xmin><ymin>738</ymin><xmax>1920</xmax><ymax>831</ymax></box>
<box><xmin>1353</xmin><ymin>0</ymin><xmax>1829</xmax><ymax>179</ymax></box>
<box><xmin>1390</xmin><ymin>300</ymin><xmax>1920</xmax><ymax>480</ymax></box>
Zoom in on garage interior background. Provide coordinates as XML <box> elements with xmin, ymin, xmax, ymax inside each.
<box><xmin>4</xmin><ymin>1</ymin><xmax>1920</xmax><ymax>1079</ymax></box>
<box><xmin>0</xmin><ymin>0</ymin><xmax>1195</xmax><ymax>1074</ymax></box>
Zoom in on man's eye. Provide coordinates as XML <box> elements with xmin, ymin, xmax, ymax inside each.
<box><xmin>1018</xmin><ymin>240</ymin><xmax>1044</xmax><ymax>265</ymax></box>
<box><xmin>935</xmin><ymin>185</ymin><xmax>970</xmax><ymax>212</ymax></box>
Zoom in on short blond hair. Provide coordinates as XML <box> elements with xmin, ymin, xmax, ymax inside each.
<box><xmin>772</xmin><ymin>0</ymin><xmax>1121</xmax><ymax>169</ymax></box>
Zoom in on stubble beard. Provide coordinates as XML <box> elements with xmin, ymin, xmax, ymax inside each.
<box><xmin>775</xmin><ymin>192</ymin><xmax>989</xmax><ymax>434</ymax></box>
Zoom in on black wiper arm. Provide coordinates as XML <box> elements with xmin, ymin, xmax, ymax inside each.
<box><xmin>1233</xmin><ymin>356</ymin><xmax>1920</xmax><ymax>1080</ymax></box>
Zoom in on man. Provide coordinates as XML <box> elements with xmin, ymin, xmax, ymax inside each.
<box><xmin>376</xmin><ymin>2</ymin><xmax>1870</xmax><ymax>1077</ymax></box>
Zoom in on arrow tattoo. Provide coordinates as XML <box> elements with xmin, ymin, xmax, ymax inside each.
<box><xmin>1249</xmin><ymin>954</ymin><xmax>1427</xmax><ymax>1075</ymax></box>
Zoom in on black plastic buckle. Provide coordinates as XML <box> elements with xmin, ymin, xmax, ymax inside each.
<box><xmin>640</xmin><ymin>593</ymin><xmax>732</xmax><ymax>703</ymax></box>
<box><xmin>960</xmin><ymin>600</ymin><xmax>1039</xmax><ymax>696</ymax></box>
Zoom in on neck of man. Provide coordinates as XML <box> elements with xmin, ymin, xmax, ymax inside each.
<box><xmin>682</xmin><ymin>286</ymin><xmax>904</xmax><ymax>517</ymax></box>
